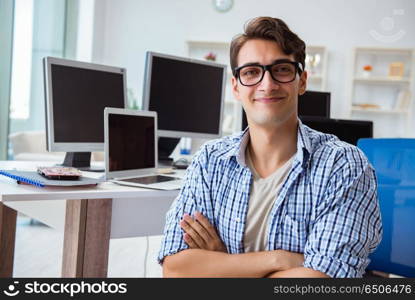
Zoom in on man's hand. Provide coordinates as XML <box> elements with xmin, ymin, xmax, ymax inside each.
<box><xmin>270</xmin><ymin>250</ymin><xmax>304</xmax><ymax>273</ymax></box>
<box><xmin>180</xmin><ymin>211</ymin><xmax>227</xmax><ymax>252</ymax></box>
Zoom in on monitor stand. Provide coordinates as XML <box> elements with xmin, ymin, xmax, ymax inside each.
<box><xmin>60</xmin><ymin>152</ymin><xmax>104</xmax><ymax>172</ymax></box>
<box><xmin>158</xmin><ymin>137</ymin><xmax>180</xmax><ymax>167</ymax></box>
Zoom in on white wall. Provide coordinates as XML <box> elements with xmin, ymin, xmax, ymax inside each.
<box><xmin>90</xmin><ymin>0</ymin><xmax>415</xmax><ymax>130</ymax></box>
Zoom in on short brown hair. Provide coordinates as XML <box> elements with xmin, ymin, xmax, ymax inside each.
<box><xmin>230</xmin><ymin>17</ymin><xmax>306</xmax><ymax>74</ymax></box>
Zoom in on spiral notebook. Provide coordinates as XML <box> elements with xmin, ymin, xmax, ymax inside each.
<box><xmin>0</xmin><ymin>170</ymin><xmax>104</xmax><ymax>187</ymax></box>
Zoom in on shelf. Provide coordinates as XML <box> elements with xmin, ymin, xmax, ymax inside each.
<box><xmin>308</xmin><ymin>75</ymin><xmax>323</xmax><ymax>81</ymax></box>
<box><xmin>305</xmin><ymin>46</ymin><xmax>327</xmax><ymax>91</ymax></box>
<box><xmin>351</xmin><ymin>107</ymin><xmax>409</xmax><ymax>114</ymax></box>
<box><xmin>353</xmin><ymin>77</ymin><xmax>411</xmax><ymax>84</ymax></box>
<box><xmin>349</xmin><ymin>47</ymin><xmax>414</xmax><ymax>138</ymax></box>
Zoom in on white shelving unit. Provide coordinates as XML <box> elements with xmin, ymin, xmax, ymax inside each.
<box><xmin>187</xmin><ymin>40</ymin><xmax>242</xmax><ymax>136</ymax></box>
<box><xmin>347</xmin><ymin>47</ymin><xmax>414</xmax><ymax>137</ymax></box>
<box><xmin>305</xmin><ymin>46</ymin><xmax>328</xmax><ymax>91</ymax></box>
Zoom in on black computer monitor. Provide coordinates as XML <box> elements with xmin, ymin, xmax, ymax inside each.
<box><xmin>298</xmin><ymin>90</ymin><xmax>330</xmax><ymax>118</ymax></box>
<box><xmin>142</xmin><ymin>51</ymin><xmax>227</xmax><ymax>162</ymax></box>
<box><xmin>43</xmin><ymin>57</ymin><xmax>127</xmax><ymax>171</ymax></box>
<box><xmin>300</xmin><ymin>116</ymin><xmax>373</xmax><ymax>145</ymax></box>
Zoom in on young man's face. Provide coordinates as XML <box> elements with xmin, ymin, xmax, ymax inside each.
<box><xmin>232</xmin><ymin>39</ymin><xmax>307</xmax><ymax>128</ymax></box>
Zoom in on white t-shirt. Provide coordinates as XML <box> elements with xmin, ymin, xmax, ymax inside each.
<box><xmin>243</xmin><ymin>148</ymin><xmax>295</xmax><ymax>252</ymax></box>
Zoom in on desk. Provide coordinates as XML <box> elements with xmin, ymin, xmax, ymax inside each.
<box><xmin>0</xmin><ymin>161</ymin><xmax>181</xmax><ymax>278</ymax></box>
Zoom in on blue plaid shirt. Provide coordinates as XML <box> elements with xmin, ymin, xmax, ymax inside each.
<box><xmin>158</xmin><ymin>121</ymin><xmax>382</xmax><ymax>278</ymax></box>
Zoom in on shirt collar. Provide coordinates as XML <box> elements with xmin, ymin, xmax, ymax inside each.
<box><xmin>222</xmin><ymin>127</ymin><xmax>249</xmax><ymax>163</ymax></box>
<box><xmin>296</xmin><ymin>118</ymin><xmax>312</xmax><ymax>167</ymax></box>
<box><xmin>224</xmin><ymin>119</ymin><xmax>312</xmax><ymax>168</ymax></box>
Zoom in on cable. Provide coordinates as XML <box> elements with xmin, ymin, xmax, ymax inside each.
<box><xmin>143</xmin><ymin>236</ymin><xmax>149</xmax><ymax>278</ymax></box>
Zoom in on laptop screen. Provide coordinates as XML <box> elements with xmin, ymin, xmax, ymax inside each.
<box><xmin>108</xmin><ymin>113</ymin><xmax>156</xmax><ymax>172</ymax></box>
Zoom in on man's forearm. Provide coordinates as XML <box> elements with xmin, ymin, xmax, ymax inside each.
<box><xmin>267</xmin><ymin>267</ymin><xmax>330</xmax><ymax>278</ymax></box>
<box><xmin>163</xmin><ymin>249</ymin><xmax>283</xmax><ymax>278</ymax></box>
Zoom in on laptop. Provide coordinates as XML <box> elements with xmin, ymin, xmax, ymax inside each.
<box><xmin>104</xmin><ymin>107</ymin><xmax>183</xmax><ymax>190</ymax></box>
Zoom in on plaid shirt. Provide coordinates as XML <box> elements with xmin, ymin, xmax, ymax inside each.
<box><xmin>158</xmin><ymin>121</ymin><xmax>382</xmax><ymax>277</ymax></box>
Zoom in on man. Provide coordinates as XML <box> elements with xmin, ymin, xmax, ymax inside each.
<box><xmin>158</xmin><ymin>17</ymin><xmax>382</xmax><ymax>278</ymax></box>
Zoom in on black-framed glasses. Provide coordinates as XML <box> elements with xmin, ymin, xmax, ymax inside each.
<box><xmin>233</xmin><ymin>59</ymin><xmax>303</xmax><ymax>86</ymax></box>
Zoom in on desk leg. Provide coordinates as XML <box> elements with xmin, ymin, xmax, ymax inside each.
<box><xmin>0</xmin><ymin>203</ymin><xmax>17</xmax><ymax>277</ymax></box>
<box><xmin>62</xmin><ymin>198</ymin><xmax>112</xmax><ymax>278</ymax></box>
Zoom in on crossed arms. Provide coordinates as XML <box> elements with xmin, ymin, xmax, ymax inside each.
<box><xmin>162</xmin><ymin>212</ymin><xmax>329</xmax><ymax>278</ymax></box>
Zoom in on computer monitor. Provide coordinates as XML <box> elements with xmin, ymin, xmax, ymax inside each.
<box><xmin>298</xmin><ymin>90</ymin><xmax>331</xmax><ymax>118</ymax></box>
<box><xmin>300</xmin><ymin>116</ymin><xmax>373</xmax><ymax>145</ymax></box>
<box><xmin>43</xmin><ymin>56</ymin><xmax>127</xmax><ymax>171</ymax></box>
<box><xmin>358</xmin><ymin>138</ymin><xmax>415</xmax><ymax>277</ymax></box>
<box><xmin>142</xmin><ymin>51</ymin><xmax>227</xmax><ymax>162</ymax></box>
<box><xmin>241</xmin><ymin>91</ymin><xmax>331</xmax><ymax>130</ymax></box>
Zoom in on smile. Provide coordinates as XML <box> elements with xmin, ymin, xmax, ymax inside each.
<box><xmin>254</xmin><ymin>96</ymin><xmax>285</xmax><ymax>103</ymax></box>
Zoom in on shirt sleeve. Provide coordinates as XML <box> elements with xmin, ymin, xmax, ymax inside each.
<box><xmin>303</xmin><ymin>147</ymin><xmax>383</xmax><ymax>277</ymax></box>
<box><xmin>157</xmin><ymin>147</ymin><xmax>212</xmax><ymax>264</ymax></box>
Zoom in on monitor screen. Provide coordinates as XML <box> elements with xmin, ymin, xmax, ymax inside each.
<box><xmin>108</xmin><ymin>113</ymin><xmax>155</xmax><ymax>172</ymax></box>
<box><xmin>298</xmin><ymin>90</ymin><xmax>330</xmax><ymax>118</ymax></box>
<box><xmin>143</xmin><ymin>52</ymin><xmax>226</xmax><ymax>138</ymax></box>
<box><xmin>357</xmin><ymin>138</ymin><xmax>415</xmax><ymax>277</ymax></box>
<box><xmin>44</xmin><ymin>57</ymin><xmax>126</xmax><ymax>152</ymax></box>
<box><xmin>300</xmin><ymin>116</ymin><xmax>373</xmax><ymax>145</ymax></box>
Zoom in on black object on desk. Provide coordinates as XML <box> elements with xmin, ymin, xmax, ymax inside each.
<box><xmin>158</xmin><ymin>137</ymin><xmax>180</xmax><ymax>166</ymax></box>
<box><xmin>172</xmin><ymin>158</ymin><xmax>189</xmax><ymax>169</ymax></box>
<box><xmin>298</xmin><ymin>90</ymin><xmax>331</xmax><ymax>118</ymax></box>
<box><xmin>300</xmin><ymin>116</ymin><xmax>373</xmax><ymax>146</ymax></box>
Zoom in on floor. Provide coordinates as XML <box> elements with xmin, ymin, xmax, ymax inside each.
<box><xmin>13</xmin><ymin>215</ymin><xmax>163</xmax><ymax>277</ymax></box>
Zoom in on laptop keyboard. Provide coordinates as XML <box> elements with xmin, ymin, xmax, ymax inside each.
<box><xmin>120</xmin><ymin>175</ymin><xmax>180</xmax><ymax>185</ymax></box>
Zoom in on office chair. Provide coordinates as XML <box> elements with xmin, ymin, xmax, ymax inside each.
<box><xmin>358</xmin><ymin>138</ymin><xmax>415</xmax><ymax>277</ymax></box>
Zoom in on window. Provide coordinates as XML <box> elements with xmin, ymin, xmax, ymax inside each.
<box><xmin>9</xmin><ymin>0</ymin><xmax>34</xmax><ymax>119</ymax></box>
<box><xmin>8</xmin><ymin>0</ymin><xmax>66</xmax><ymax>134</ymax></box>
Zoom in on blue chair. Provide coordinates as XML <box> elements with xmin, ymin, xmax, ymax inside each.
<box><xmin>358</xmin><ymin>138</ymin><xmax>415</xmax><ymax>277</ymax></box>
